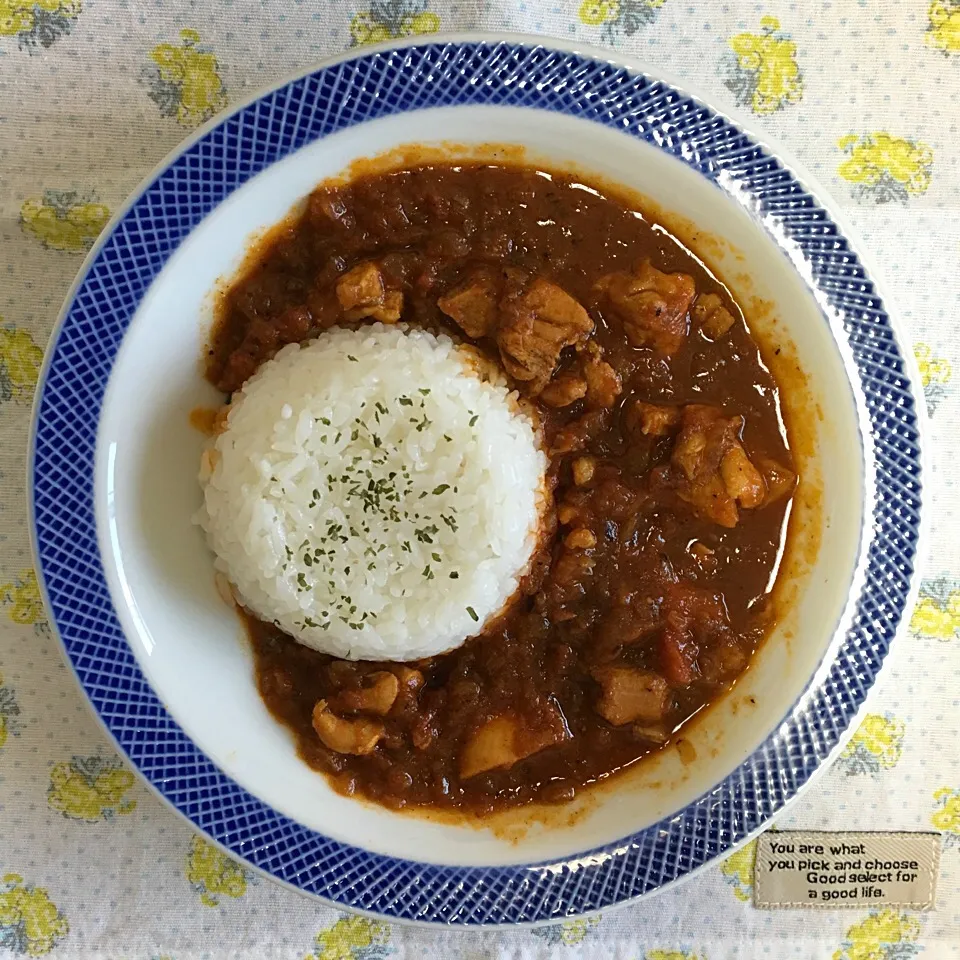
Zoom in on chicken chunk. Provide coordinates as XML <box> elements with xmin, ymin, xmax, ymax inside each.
<box><xmin>334</xmin><ymin>671</ymin><xmax>400</xmax><ymax>717</ymax></box>
<box><xmin>336</xmin><ymin>261</ymin><xmax>382</xmax><ymax>309</ymax></box>
<box><xmin>757</xmin><ymin>456</ymin><xmax>797</xmax><ymax>505</ymax></box>
<box><xmin>595</xmin><ymin>261</ymin><xmax>696</xmax><ymax>356</ymax></box>
<box><xmin>565</xmin><ymin>527</ymin><xmax>597</xmax><ymax>550</ymax></box>
<box><xmin>540</xmin><ymin>372</ymin><xmax>588</xmax><ymax>408</ymax></box>
<box><xmin>692</xmin><ymin>292</ymin><xmax>737</xmax><ymax>339</ymax></box>
<box><xmin>628</xmin><ymin>400</ymin><xmax>681</xmax><ymax>438</ymax></box>
<box><xmin>437</xmin><ymin>267</ymin><xmax>499</xmax><ymax>339</ymax></box>
<box><xmin>571</xmin><ymin>456</ymin><xmax>596</xmax><ymax>486</ymax></box>
<box><xmin>396</xmin><ymin>666</ymin><xmax>425</xmax><ymax>693</ymax></box>
<box><xmin>312</xmin><ymin>701</ymin><xmax>384</xmax><ymax>755</ymax></box>
<box><xmin>719</xmin><ymin>444</ymin><xmax>766</xmax><ymax>509</ymax></box>
<box><xmin>460</xmin><ymin>704</ymin><xmax>570</xmax><ymax>779</ymax></box>
<box><xmin>550</xmin><ymin>409</ymin><xmax>610</xmax><ymax>456</ymax></box>
<box><xmin>498</xmin><ymin>276</ymin><xmax>594</xmax><ymax>394</ymax></box>
<box><xmin>580</xmin><ymin>341</ymin><xmax>622</xmax><ymax>409</ymax></box>
<box><xmin>656</xmin><ymin>405</ymin><xmax>767</xmax><ymax>527</ymax></box>
<box><xmin>335</xmin><ymin>261</ymin><xmax>403</xmax><ymax>323</ymax></box>
<box><xmin>593</xmin><ymin>666</ymin><xmax>670</xmax><ymax>726</ymax></box>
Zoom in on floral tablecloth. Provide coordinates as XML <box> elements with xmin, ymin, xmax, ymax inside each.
<box><xmin>1</xmin><ymin>1</ymin><xmax>959</xmax><ymax>957</ymax></box>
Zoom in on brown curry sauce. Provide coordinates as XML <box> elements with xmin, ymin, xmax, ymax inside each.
<box><xmin>208</xmin><ymin>163</ymin><xmax>796</xmax><ymax>814</ymax></box>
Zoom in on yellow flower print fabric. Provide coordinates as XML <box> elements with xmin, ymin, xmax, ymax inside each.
<box><xmin>306</xmin><ymin>915</ymin><xmax>392</xmax><ymax>960</ymax></box>
<box><xmin>932</xmin><ymin>786</ymin><xmax>960</xmax><ymax>845</ymax></box>
<box><xmin>837</xmin><ymin>133</ymin><xmax>933</xmax><ymax>203</ymax></box>
<box><xmin>926</xmin><ymin>0</ymin><xmax>960</xmax><ymax>54</ymax></box>
<box><xmin>144</xmin><ymin>29</ymin><xmax>227</xmax><ymax>126</ymax></box>
<box><xmin>20</xmin><ymin>190</ymin><xmax>109</xmax><ymax>252</ymax></box>
<box><xmin>838</xmin><ymin>713</ymin><xmax>906</xmax><ymax>776</ymax></box>
<box><xmin>720</xmin><ymin>838</ymin><xmax>757</xmax><ymax>901</ymax></box>
<box><xmin>0</xmin><ymin>673</ymin><xmax>22</xmax><ymax>751</ymax></box>
<box><xmin>185</xmin><ymin>836</ymin><xmax>251</xmax><ymax>907</ymax></box>
<box><xmin>833</xmin><ymin>910</ymin><xmax>922</xmax><ymax>960</ymax></box>
<box><xmin>911</xmin><ymin>578</ymin><xmax>960</xmax><ymax>641</ymax></box>
<box><xmin>646</xmin><ymin>951</ymin><xmax>706</xmax><ymax>960</ymax></box>
<box><xmin>349</xmin><ymin>2</ymin><xmax>440</xmax><ymax>47</ymax></box>
<box><xmin>1</xmin><ymin>570</ymin><xmax>46</xmax><ymax>630</ymax></box>
<box><xmin>577</xmin><ymin>0</ymin><xmax>665</xmax><ymax>41</ymax></box>
<box><xmin>530</xmin><ymin>914</ymin><xmax>601</xmax><ymax>946</ymax></box>
<box><xmin>722</xmin><ymin>16</ymin><xmax>803</xmax><ymax>115</ymax></box>
<box><xmin>47</xmin><ymin>755</ymin><xmax>137</xmax><ymax>821</ymax></box>
<box><xmin>0</xmin><ymin>875</ymin><xmax>68</xmax><ymax>956</ymax></box>
<box><xmin>0</xmin><ymin>330</ymin><xmax>43</xmax><ymax>407</ymax></box>
<box><xmin>0</xmin><ymin>0</ymin><xmax>80</xmax><ymax>53</ymax></box>
<box><xmin>0</xmin><ymin>2</ymin><xmax>957</xmax><ymax>957</ymax></box>
<box><xmin>913</xmin><ymin>342</ymin><xmax>953</xmax><ymax>414</ymax></box>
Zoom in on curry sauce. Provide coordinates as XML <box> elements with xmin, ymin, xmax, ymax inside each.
<box><xmin>209</xmin><ymin>163</ymin><xmax>796</xmax><ymax>814</ymax></box>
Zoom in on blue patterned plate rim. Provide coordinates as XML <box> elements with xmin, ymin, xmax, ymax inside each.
<box><xmin>28</xmin><ymin>34</ymin><xmax>927</xmax><ymax>925</ymax></box>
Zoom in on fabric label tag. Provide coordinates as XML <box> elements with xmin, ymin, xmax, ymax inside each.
<box><xmin>753</xmin><ymin>831</ymin><xmax>940</xmax><ymax>910</ymax></box>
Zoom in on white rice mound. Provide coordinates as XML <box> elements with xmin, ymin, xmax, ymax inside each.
<box><xmin>196</xmin><ymin>323</ymin><xmax>547</xmax><ymax>661</ymax></box>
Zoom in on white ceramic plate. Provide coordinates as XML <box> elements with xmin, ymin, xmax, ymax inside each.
<box><xmin>30</xmin><ymin>35</ymin><xmax>925</xmax><ymax>924</ymax></box>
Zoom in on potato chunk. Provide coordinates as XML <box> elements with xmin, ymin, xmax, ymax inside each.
<box><xmin>460</xmin><ymin>704</ymin><xmax>570</xmax><ymax>779</ymax></box>
<box><xmin>593</xmin><ymin>667</ymin><xmax>670</xmax><ymax>726</ymax></box>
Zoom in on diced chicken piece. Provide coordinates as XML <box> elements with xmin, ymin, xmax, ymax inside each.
<box><xmin>498</xmin><ymin>276</ymin><xmax>594</xmax><ymax>394</ymax></box>
<box><xmin>571</xmin><ymin>456</ymin><xmax>596</xmax><ymax>486</ymax></box>
<box><xmin>565</xmin><ymin>527</ymin><xmax>597</xmax><ymax>550</ymax></box>
<box><xmin>719</xmin><ymin>445</ymin><xmax>766</xmax><ymax>509</ymax></box>
<box><xmin>335</xmin><ymin>671</ymin><xmax>400</xmax><ymax>717</ymax></box>
<box><xmin>391</xmin><ymin>666</ymin><xmax>425</xmax><ymax>713</ymax></box>
<box><xmin>361</xmin><ymin>291</ymin><xmax>403</xmax><ymax>323</ymax></box>
<box><xmin>595</xmin><ymin>261</ymin><xmax>696</xmax><ymax>356</ymax></box>
<box><xmin>437</xmin><ymin>268</ymin><xmax>499</xmax><ymax>339</ymax></box>
<box><xmin>396</xmin><ymin>666</ymin><xmax>424</xmax><ymax>693</ymax></box>
<box><xmin>692</xmin><ymin>292</ymin><xmax>737</xmax><ymax>339</ymax></box>
<box><xmin>580</xmin><ymin>341</ymin><xmax>622</xmax><ymax>409</ymax></box>
<box><xmin>593</xmin><ymin>666</ymin><xmax>670</xmax><ymax>726</ymax></box>
<box><xmin>658</xmin><ymin>405</ymin><xmax>767</xmax><ymax>527</ymax></box>
<box><xmin>671</xmin><ymin>406</ymin><xmax>740</xmax><ymax>481</ymax></box>
<box><xmin>460</xmin><ymin>704</ymin><xmax>570</xmax><ymax>779</ymax></box>
<box><xmin>540</xmin><ymin>372</ymin><xmax>588</xmax><ymax>408</ymax></box>
<box><xmin>628</xmin><ymin>400</ymin><xmax>681</xmax><ymax>438</ymax></box>
<box><xmin>312</xmin><ymin>700</ymin><xmax>384</xmax><ymax>756</ymax></box>
<box><xmin>550</xmin><ymin>410</ymin><xmax>610</xmax><ymax>456</ymax></box>
<box><xmin>336</xmin><ymin>261</ymin><xmax>403</xmax><ymax>322</ymax></box>
<box><xmin>757</xmin><ymin>456</ymin><xmax>797</xmax><ymax>505</ymax></box>
<box><xmin>336</xmin><ymin>261</ymin><xmax>382</xmax><ymax>309</ymax></box>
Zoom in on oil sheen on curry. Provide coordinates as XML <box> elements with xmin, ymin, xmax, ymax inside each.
<box><xmin>203</xmin><ymin>162</ymin><xmax>796</xmax><ymax>815</ymax></box>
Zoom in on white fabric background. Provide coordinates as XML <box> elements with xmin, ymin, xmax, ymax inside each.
<box><xmin>1</xmin><ymin>1</ymin><xmax>958</xmax><ymax>956</ymax></box>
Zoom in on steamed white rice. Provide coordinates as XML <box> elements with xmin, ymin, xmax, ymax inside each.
<box><xmin>196</xmin><ymin>323</ymin><xmax>547</xmax><ymax>661</ymax></box>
